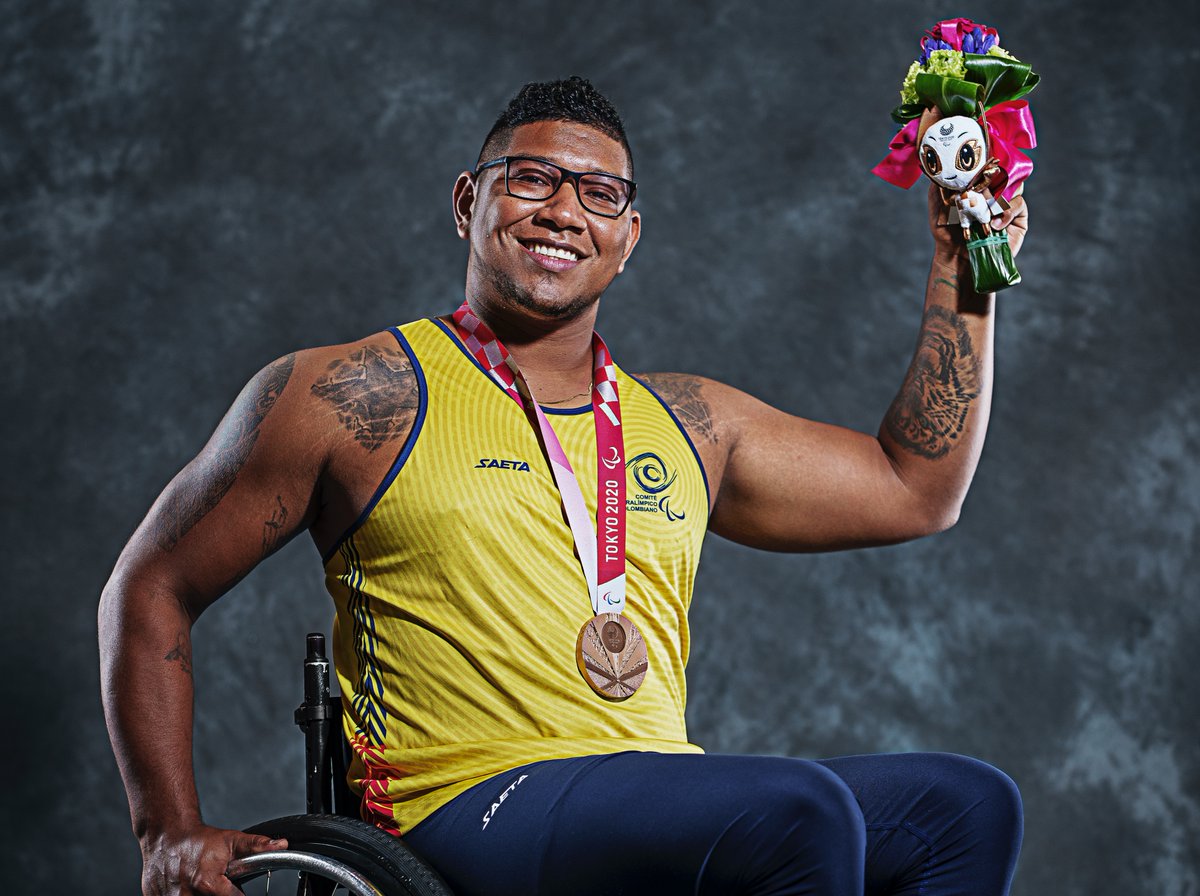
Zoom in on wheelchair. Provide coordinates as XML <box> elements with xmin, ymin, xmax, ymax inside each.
<box><xmin>227</xmin><ymin>633</ymin><xmax>455</xmax><ymax>896</ymax></box>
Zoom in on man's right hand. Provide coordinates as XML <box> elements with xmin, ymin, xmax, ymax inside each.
<box><xmin>140</xmin><ymin>825</ymin><xmax>287</xmax><ymax>896</ymax></box>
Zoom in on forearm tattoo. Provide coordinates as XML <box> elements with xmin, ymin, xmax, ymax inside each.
<box><xmin>884</xmin><ymin>305</ymin><xmax>980</xmax><ymax>459</ymax></box>
<box><xmin>311</xmin><ymin>345</ymin><xmax>418</xmax><ymax>451</ymax></box>
<box><xmin>155</xmin><ymin>354</ymin><xmax>296</xmax><ymax>551</ymax></box>
<box><xmin>164</xmin><ymin>632</ymin><xmax>193</xmax><ymax>677</ymax></box>
<box><xmin>640</xmin><ymin>373</ymin><xmax>718</xmax><ymax>446</ymax></box>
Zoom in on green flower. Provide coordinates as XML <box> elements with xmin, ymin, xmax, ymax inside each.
<box><xmin>925</xmin><ymin>49</ymin><xmax>967</xmax><ymax>80</ymax></box>
<box><xmin>987</xmin><ymin>44</ymin><xmax>1016</xmax><ymax>59</ymax></box>
<box><xmin>900</xmin><ymin>60</ymin><xmax>923</xmax><ymax>105</ymax></box>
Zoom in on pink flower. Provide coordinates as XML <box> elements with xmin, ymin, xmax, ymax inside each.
<box><xmin>926</xmin><ymin>18</ymin><xmax>999</xmax><ymax>52</ymax></box>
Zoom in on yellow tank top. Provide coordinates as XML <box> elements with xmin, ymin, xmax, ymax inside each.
<box><xmin>324</xmin><ymin>317</ymin><xmax>709</xmax><ymax>833</ymax></box>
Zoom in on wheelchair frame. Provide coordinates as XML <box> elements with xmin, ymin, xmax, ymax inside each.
<box><xmin>227</xmin><ymin>633</ymin><xmax>455</xmax><ymax>896</ymax></box>
<box><xmin>294</xmin><ymin>632</ymin><xmax>357</xmax><ymax>818</ymax></box>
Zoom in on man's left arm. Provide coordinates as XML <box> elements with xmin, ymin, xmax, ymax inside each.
<box><xmin>648</xmin><ymin>185</ymin><xmax>1027</xmax><ymax>552</ymax></box>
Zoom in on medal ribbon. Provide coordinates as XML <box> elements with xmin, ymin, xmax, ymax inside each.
<box><xmin>451</xmin><ymin>301</ymin><xmax>627</xmax><ymax>616</ymax></box>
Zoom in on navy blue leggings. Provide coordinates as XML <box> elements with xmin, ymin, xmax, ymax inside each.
<box><xmin>404</xmin><ymin>751</ymin><xmax>1022</xmax><ymax>896</ymax></box>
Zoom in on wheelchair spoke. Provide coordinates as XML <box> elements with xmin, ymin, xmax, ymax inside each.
<box><xmin>299</xmin><ymin>871</ymin><xmax>339</xmax><ymax>896</ymax></box>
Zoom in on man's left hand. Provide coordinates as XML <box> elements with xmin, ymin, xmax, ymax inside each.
<box><xmin>928</xmin><ymin>183</ymin><xmax>1029</xmax><ymax>262</ymax></box>
<box><xmin>992</xmin><ymin>187</ymin><xmax>1028</xmax><ymax>258</ymax></box>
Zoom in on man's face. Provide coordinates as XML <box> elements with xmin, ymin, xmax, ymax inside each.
<box><xmin>454</xmin><ymin>120</ymin><xmax>641</xmax><ymax>322</ymax></box>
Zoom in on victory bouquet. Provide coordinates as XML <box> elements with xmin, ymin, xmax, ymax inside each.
<box><xmin>873</xmin><ymin>18</ymin><xmax>1039</xmax><ymax>293</ymax></box>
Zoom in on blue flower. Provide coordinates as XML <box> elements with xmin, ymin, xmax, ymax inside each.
<box><xmin>962</xmin><ymin>26</ymin><xmax>997</xmax><ymax>55</ymax></box>
<box><xmin>919</xmin><ymin>37</ymin><xmax>953</xmax><ymax>65</ymax></box>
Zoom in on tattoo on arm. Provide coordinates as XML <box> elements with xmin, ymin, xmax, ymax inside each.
<box><xmin>155</xmin><ymin>353</ymin><xmax>296</xmax><ymax>551</ymax></box>
<box><xmin>311</xmin><ymin>345</ymin><xmax>419</xmax><ymax>451</ymax></box>
<box><xmin>164</xmin><ymin>633</ymin><xmax>193</xmax><ymax>677</ymax></box>
<box><xmin>261</xmin><ymin>494</ymin><xmax>288</xmax><ymax>557</ymax></box>
<box><xmin>884</xmin><ymin>305</ymin><xmax>980</xmax><ymax>459</ymax></box>
<box><xmin>639</xmin><ymin>373</ymin><xmax>718</xmax><ymax>446</ymax></box>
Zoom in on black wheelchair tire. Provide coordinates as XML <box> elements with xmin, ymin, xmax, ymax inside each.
<box><xmin>237</xmin><ymin>814</ymin><xmax>455</xmax><ymax>896</ymax></box>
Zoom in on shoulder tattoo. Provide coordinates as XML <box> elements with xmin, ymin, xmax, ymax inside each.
<box><xmin>311</xmin><ymin>344</ymin><xmax>418</xmax><ymax>451</ymax></box>
<box><xmin>155</xmin><ymin>353</ymin><xmax>296</xmax><ymax>552</ymax></box>
<box><xmin>640</xmin><ymin>373</ymin><xmax>718</xmax><ymax>446</ymax></box>
<box><xmin>884</xmin><ymin>305</ymin><xmax>980</xmax><ymax>459</ymax></box>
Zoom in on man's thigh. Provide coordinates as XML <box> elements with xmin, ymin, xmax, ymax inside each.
<box><xmin>404</xmin><ymin>751</ymin><xmax>866</xmax><ymax>896</ymax></box>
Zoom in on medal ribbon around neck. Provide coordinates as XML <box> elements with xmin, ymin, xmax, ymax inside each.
<box><xmin>451</xmin><ymin>300</ymin><xmax>627</xmax><ymax>617</ymax></box>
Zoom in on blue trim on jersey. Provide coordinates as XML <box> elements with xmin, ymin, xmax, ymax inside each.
<box><xmin>629</xmin><ymin>374</ymin><xmax>711</xmax><ymax>511</ymax></box>
<box><xmin>432</xmin><ymin>317</ymin><xmax>591</xmax><ymax>414</ymax></box>
<box><xmin>321</xmin><ymin>327</ymin><xmax>429</xmax><ymax>564</ymax></box>
<box><xmin>341</xmin><ymin>536</ymin><xmax>388</xmax><ymax>745</ymax></box>
<box><xmin>434</xmin><ymin>316</ymin><xmax>491</xmax><ymax>378</ymax></box>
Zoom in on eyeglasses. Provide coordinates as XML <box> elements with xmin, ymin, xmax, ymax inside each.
<box><xmin>474</xmin><ymin>156</ymin><xmax>637</xmax><ymax>218</ymax></box>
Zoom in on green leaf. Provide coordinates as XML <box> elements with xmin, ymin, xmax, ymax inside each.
<box><xmin>964</xmin><ymin>53</ymin><xmax>1040</xmax><ymax>107</ymax></box>
<box><xmin>914</xmin><ymin>73</ymin><xmax>982</xmax><ymax>118</ymax></box>
<box><xmin>891</xmin><ymin>103</ymin><xmax>927</xmax><ymax>125</ymax></box>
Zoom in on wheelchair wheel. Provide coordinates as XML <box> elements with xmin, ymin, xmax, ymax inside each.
<box><xmin>232</xmin><ymin>814</ymin><xmax>455</xmax><ymax>896</ymax></box>
<box><xmin>227</xmin><ymin>849</ymin><xmax>386</xmax><ymax>895</ymax></box>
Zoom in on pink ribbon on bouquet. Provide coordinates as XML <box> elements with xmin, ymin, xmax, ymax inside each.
<box><xmin>926</xmin><ymin>17</ymin><xmax>997</xmax><ymax>52</ymax></box>
<box><xmin>872</xmin><ymin>100</ymin><xmax>1037</xmax><ymax>202</ymax></box>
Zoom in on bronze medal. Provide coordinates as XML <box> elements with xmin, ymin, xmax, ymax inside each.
<box><xmin>576</xmin><ymin>612</ymin><xmax>648</xmax><ymax>700</ymax></box>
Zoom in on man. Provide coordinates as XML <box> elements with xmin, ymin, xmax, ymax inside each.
<box><xmin>101</xmin><ymin>76</ymin><xmax>1028</xmax><ymax>895</ymax></box>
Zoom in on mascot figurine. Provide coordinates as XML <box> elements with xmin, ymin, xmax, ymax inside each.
<box><xmin>873</xmin><ymin>18</ymin><xmax>1039</xmax><ymax>293</ymax></box>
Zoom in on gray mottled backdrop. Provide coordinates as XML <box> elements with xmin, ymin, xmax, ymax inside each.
<box><xmin>4</xmin><ymin>0</ymin><xmax>1197</xmax><ymax>892</ymax></box>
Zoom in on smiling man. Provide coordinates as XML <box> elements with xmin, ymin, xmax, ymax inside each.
<box><xmin>101</xmin><ymin>76</ymin><xmax>1028</xmax><ymax>896</ymax></box>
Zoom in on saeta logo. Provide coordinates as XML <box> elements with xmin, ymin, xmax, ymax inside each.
<box><xmin>475</xmin><ymin>458</ymin><xmax>531</xmax><ymax>472</ymax></box>
<box><xmin>481</xmin><ymin>774</ymin><xmax>528</xmax><ymax>830</ymax></box>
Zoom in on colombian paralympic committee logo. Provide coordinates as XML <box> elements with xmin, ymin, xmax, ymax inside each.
<box><xmin>626</xmin><ymin>452</ymin><xmax>685</xmax><ymax>521</ymax></box>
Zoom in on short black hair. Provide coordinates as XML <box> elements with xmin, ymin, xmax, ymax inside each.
<box><xmin>478</xmin><ymin>76</ymin><xmax>633</xmax><ymax>177</ymax></box>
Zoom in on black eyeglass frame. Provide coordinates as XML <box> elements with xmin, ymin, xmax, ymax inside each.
<box><xmin>474</xmin><ymin>156</ymin><xmax>637</xmax><ymax>219</ymax></box>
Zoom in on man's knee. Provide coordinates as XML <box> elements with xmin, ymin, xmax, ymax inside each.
<box><xmin>771</xmin><ymin>761</ymin><xmax>866</xmax><ymax>844</ymax></box>
<box><xmin>708</xmin><ymin>760</ymin><xmax>865</xmax><ymax>894</ymax></box>
<box><xmin>931</xmin><ymin>753</ymin><xmax>1024</xmax><ymax>846</ymax></box>
<box><xmin>950</xmin><ymin>755</ymin><xmax>1020</xmax><ymax>814</ymax></box>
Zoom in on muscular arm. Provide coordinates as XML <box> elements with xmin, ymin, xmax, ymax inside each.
<box><xmin>646</xmin><ymin>185</ymin><xmax>1027</xmax><ymax>552</ymax></box>
<box><xmin>98</xmin><ymin>337</ymin><xmax>418</xmax><ymax>894</ymax></box>
<box><xmin>99</xmin><ymin>352</ymin><xmax>319</xmax><ymax>894</ymax></box>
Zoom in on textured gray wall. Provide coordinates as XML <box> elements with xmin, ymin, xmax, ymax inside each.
<box><xmin>4</xmin><ymin>0</ymin><xmax>1197</xmax><ymax>892</ymax></box>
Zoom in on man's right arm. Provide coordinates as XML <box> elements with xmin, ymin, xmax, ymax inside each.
<box><xmin>99</xmin><ymin>351</ymin><xmax>326</xmax><ymax>895</ymax></box>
